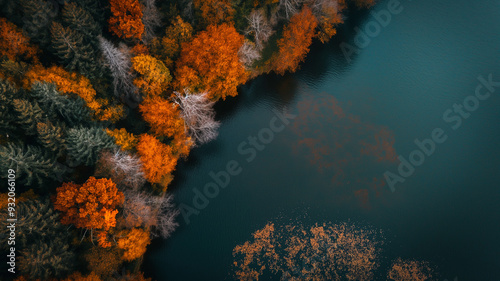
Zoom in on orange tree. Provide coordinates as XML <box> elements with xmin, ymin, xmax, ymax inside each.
<box><xmin>273</xmin><ymin>6</ymin><xmax>318</xmax><ymax>75</ymax></box>
<box><xmin>139</xmin><ymin>97</ymin><xmax>185</xmax><ymax>138</ymax></box>
<box><xmin>194</xmin><ymin>0</ymin><xmax>235</xmax><ymax>27</ymax></box>
<box><xmin>109</xmin><ymin>0</ymin><xmax>144</xmax><ymax>40</ymax></box>
<box><xmin>174</xmin><ymin>23</ymin><xmax>248</xmax><ymax>100</ymax></box>
<box><xmin>117</xmin><ymin>228</ymin><xmax>151</xmax><ymax>261</ymax></box>
<box><xmin>0</xmin><ymin>17</ymin><xmax>39</xmax><ymax>63</ymax></box>
<box><xmin>53</xmin><ymin>177</ymin><xmax>124</xmax><ymax>247</ymax></box>
<box><xmin>136</xmin><ymin>134</ymin><xmax>178</xmax><ymax>186</ymax></box>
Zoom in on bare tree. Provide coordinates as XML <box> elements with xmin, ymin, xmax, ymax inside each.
<box><xmin>141</xmin><ymin>0</ymin><xmax>162</xmax><ymax>44</ymax></box>
<box><xmin>98</xmin><ymin>36</ymin><xmax>139</xmax><ymax>103</ymax></box>
<box><xmin>173</xmin><ymin>89</ymin><xmax>220</xmax><ymax>145</ymax></box>
<box><xmin>245</xmin><ymin>9</ymin><xmax>274</xmax><ymax>49</ymax></box>
<box><xmin>309</xmin><ymin>0</ymin><xmax>341</xmax><ymax>20</ymax></box>
<box><xmin>95</xmin><ymin>149</ymin><xmax>146</xmax><ymax>190</ymax></box>
<box><xmin>122</xmin><ymin>190</ymin><xmax>179</xmax><ymax>238</ymax></box>
<box><xmin>279</xmin><ymin>0</ymin><xmax>304</xmax><ymax>19</ymax></box>
<box><xmin>239</xmin><ymin>40</ymin><xmax>261</xmax><ymax>68</ymax></box>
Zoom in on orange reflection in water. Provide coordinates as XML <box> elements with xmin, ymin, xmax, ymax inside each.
<box><xmin>291</xmin><ymin>94</ymin><xmax>398</xmax><ymax>209</ymax></box>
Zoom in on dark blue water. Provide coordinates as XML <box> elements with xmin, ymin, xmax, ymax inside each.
<box><xmin>145</xmin><ymin>0</ymin><xmax>500</xmax><ymax>280</ymax></box>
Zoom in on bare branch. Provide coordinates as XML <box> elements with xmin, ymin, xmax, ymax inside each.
<box><xmin>173</xmin><ymin>89</ymin><xmax>220</xmax><ymax>145</ymax></box>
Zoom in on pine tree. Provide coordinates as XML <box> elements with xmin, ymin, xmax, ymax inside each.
<box><xmin>0</xmin><ymin>143</ymin><xmax>58</xmax><ymax>186</ymax></box>
<box><xmin>0</xmin><ymin>79</ymin><xmax>21</xmax><ymax>133</ymax></box>
<box><xmin>20</xmin><ymin>0</ymin><xmax>58</xmax><ymax>49</ymax></box>
<box><xmin>50</xmin><ymin>22</ymin><xmax>102</xmax><ymax>79</ymax></box>
<box><xmin>19</xmin><ymin>237</ymin><xmax>76</xmax><ymax>279</ymax></box>
<box><xmin>36</xmin><ymin>121</ymin><xmax>65</xmax><ymax>156</ymax></box>
<box><xmin>62</xmin><ymin>2</ymin><xmax>101</xmax><ymax>38</ymax></box>
<box><xmin>30</xmin><ymin>82</ymin><xmax>91</xmax><ymax>127</ymax></box>
<box><xmin>74</xmin><ymin>0</ymin><xmax>107</xmax><ymax>27</ymax></box>
<box><xmin>66</xmin><ymin>127</ymin><xmax>117</xmax><ymax>166</ymax></box>
<box><xmin>12</xmin><ymin>99</ymin><xmax>46</xmax><ymax>135</ymax></box>
<box><xmin>0</xmin><ymin>199</ymin><xmax>69</xmax><ymax>250</ymax></box>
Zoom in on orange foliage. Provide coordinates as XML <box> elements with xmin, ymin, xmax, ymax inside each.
<box><xmin>273</xmin><ymin>6</ymin><xmax>318</xmax><ymax>75</ymax></box>
<box><xmin>136</xmin><ymin>134</ymin><xmax>178</xmax><ymax>184</ymax></box>
<box><xmin>106</xmin><ymin>128</ymin><xmax>138</xmax><ymax>151</ymax></box>
<box><xmin>175</xmin><ymin>23</ymin><xmax>248</xmax><ymax>100</ymax></box>
<box><xmin>387</xmin><ymin>258</ymin><xmax>434</xmax><ymax>281</ymax></box>
<box><xmin>117</xmin><ymin>228</ymin><xmax>151</xmax><ymax>261</ymax></box>
<box><xmin>84</xmin><ymin>247</ymin><xmax>122</xmax><ymax>279</ymax></box>
<box><xmin>132</xmin><ymin>54</ymin><xmax>172</xmax><ymax>97</ymax></box>
<box><xmin>53</xmin><ymin>177</ymin><xmax>124</xmax><ymax>246</ymax></box>
<box><xmin>194</xmin><ymin>0</ymin><xmax>235</xmax><ymax>26</ymax></box>
<box><xmin>109</xmin><ymin>0</ymin><xmax>144</xmax><ymax>40</ymax></box>
<box><xmin>0</xmin><ymin>17</ymin><xmax>39</xmax><ymax>63</ymax></box>
<box><xmin>131</xmin><ymin>43</ymin><xmax>149</xmax><ymax>56</ymax></box>
<box><xmin>24</xmin><ymin>65</ymin><xmax>124</xmax><ymax>122</ymax></box>
<box><xmin>139</xmin><ymin>97</ymin><xmax>185</xmax><ymax>138</ymax></box>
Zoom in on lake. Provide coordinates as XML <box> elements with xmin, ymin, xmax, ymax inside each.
<box><xmin>144</xmin><ymin>0</ymin><xmax>500</xmax><ymax>280</ymax></box>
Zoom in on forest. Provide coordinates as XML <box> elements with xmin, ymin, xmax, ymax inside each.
<box><xmin>0</xmin><ymin>0</ymin><xmax>375</xmax><ymax>280</ymax></box>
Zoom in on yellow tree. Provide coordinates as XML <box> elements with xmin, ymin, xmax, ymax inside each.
<box><xmin>105</xmin><ymin>128</ymin><xmax>138</xmax><ymax>151</ymax></box>
<box><xmin>132</xmin><ymin>54</ymin><xmax>172</xmax><ymax>98</ymax></box>
<box><xmin>175</xmin><ymin>23</ymin><xmax>248</xmax><ymax>100</ymax></box>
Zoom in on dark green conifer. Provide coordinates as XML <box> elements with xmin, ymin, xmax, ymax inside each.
<box><xmin>0</xmin><ymin>79</ymin><xmax>20</xmax><ymax>133</ymax></box>
<box><xmin>12</xmin><ymin>99</ymin><xmax>46</xmax><ymax>135</ymax></box>
<box><xmin>0</xmin><ymin>143</ymin><xmax>58</xmax><ymax>186</ymax></box>
<box><xmin>66</xmin><ymin>126</ymin><xmax>117</xmax><ymax>166</ymax></box>
<box><xmin>30</xmin><ymin>82</ymin><xmax>91</xmax><ymax>127</ymax></box>
<box><xmin>36</xmin><ymin>121</ymin><xmax>65</xmax><ymax>156</ymax></box>
<box><xmin>50</xmin><ymin>22</ymin><xmax>102</xmax><ymax>79</ymax></box>
<box><xmin>62</xmin><ymin>2</ymin><xmax>101</xmax><ymax>38</ymax></box>
<box><xmin>18</xmin><ymin>237</ymin><xmax>76</xmax><ymax>279</ymax></box>
<box><xmin>20</xmin><ymin>0</ymin><xmax>58</xmax><ymax>49</ymax></box>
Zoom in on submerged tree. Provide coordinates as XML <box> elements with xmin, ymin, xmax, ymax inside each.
<box><xmin>387</xmin><ymin>258</ymin><xmax>434</xmax><ymax>281</ymax></box>
<box><xmin>233</xmin><ymin>222</ymin><xmax>383</xmax><ymax>281</ymax></box>
<box><xmin>173</xmin><ymin>89</ymin><xmax>220</xmax><ymax>145</ymax></box>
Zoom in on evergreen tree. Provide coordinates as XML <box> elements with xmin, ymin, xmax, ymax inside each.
<box><xmin>18</xmin><ymin>237</ymin><xmax>76</xmax><ymax>279</ymax></box>
<box><xmin>62</xmin><ymin>2</ymin><xmax>101</xmax><ymax>38</ymax></box>
<box><xmin>12</xmin><ymin>99</ymin><xmax>46</xmax><ymax>135</ymax></box>
<box><xmin>0</xmin><ymin>79</ymin><xmax>21</xmax><ymax>133</ymax></box>
<box><xmin>50</xmin><ymin>22</ymin><xmax>102</xmax><ymax>79</ymax></box>
<box><xmin>36</xmin><ymin>121</ymin><xmax>66</xmax><ymax>156</ymax></box>
<box><xmin>30</xmin><ymin>82</ymin><xmax>91</xmax><ymax>127</ymax></box>
<box><xmin>66</xmin><ymin>126</ymin><xmax>117</xmax><ymax>166</ymax></box>
<box><xmin>73</xmin><ymin>0</ymin><xmax>107</xmax><ymax>27</ymax></box>
<box><xmin>0</xmin><ymin>143</ymin><xmax>58</xmax><ymax>186</ymax></box>
<box><xmin>20</xmin><ymin>0</ymin><xmax>58</xmax><ymax>49</ymax></box>
<box><xmin>0</xmin><ymin>198</ymin><xmax>69</xmax><ymax>250</ymax></box>
<box><xmin>0</xmin><ymin>59</ymin><xmax>30</xmax><ymax>85</ymax></box>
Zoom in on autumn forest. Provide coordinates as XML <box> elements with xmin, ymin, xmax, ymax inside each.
<box><xmin>0</xmin><ymin>0</ymin><xmax>404</xmax><ymax>280</ymax></box>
